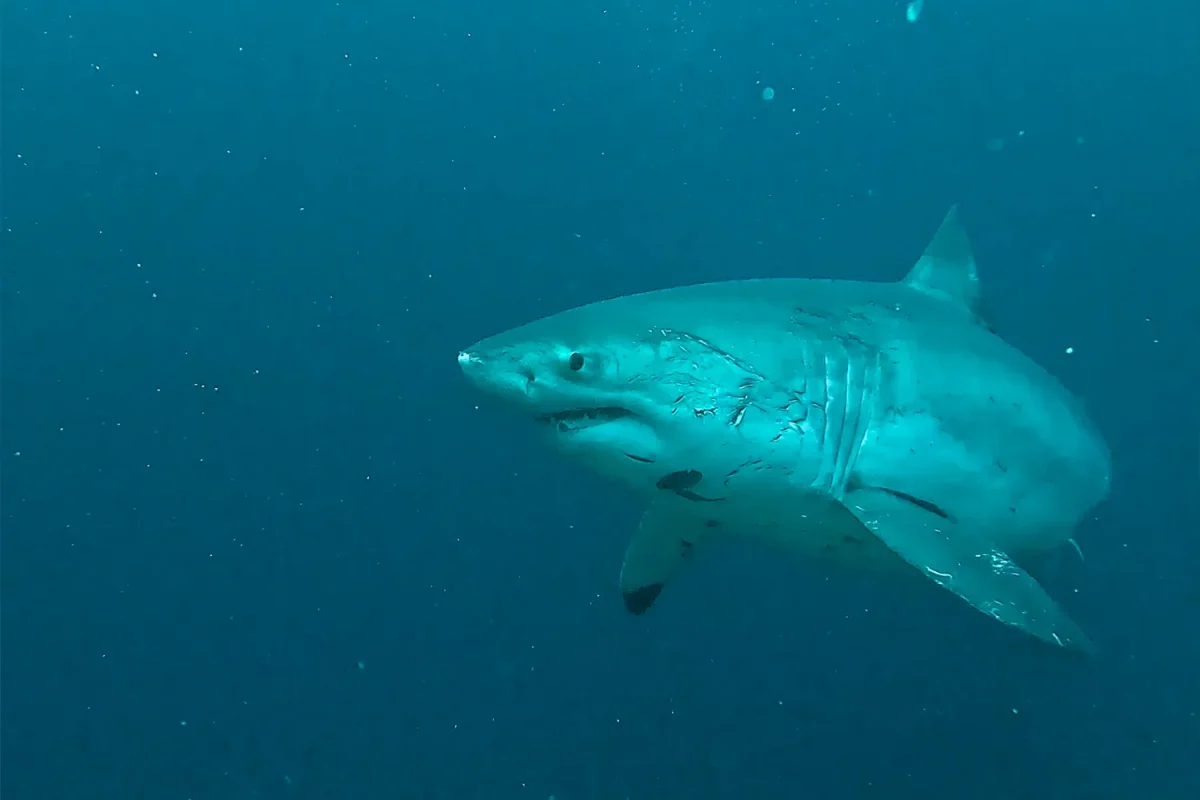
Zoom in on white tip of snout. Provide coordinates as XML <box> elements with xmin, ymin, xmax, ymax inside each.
<box><xmin>457</xmin><ymin>351</ymin><xmax>479</xmax><ymax>369</ymax></box>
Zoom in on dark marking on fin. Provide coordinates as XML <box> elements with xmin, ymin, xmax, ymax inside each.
<box><xmin>623</xmin><ymin>583</ymin><xmax>664</xmax><ymax>615</ymax></box>
<box><xmin>624</xmin><ymin>453</ymin><xmax>655</xmax><ymax>463</ymax></box>
<box><xmin>878</xmin><ymin>487</ymin><xmax>953</xmax><ymax>521</ymax></box>
<box><xmin>655</xmin><ymin>470</ymin><xmax>722</xmax><ymax>503</ymax></box>
<box><xmin>656</xmin><ymin>470</ymin><xmax>703</xmax><ymax>491</ymax></box>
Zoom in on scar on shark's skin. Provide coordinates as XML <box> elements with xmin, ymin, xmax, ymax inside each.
<box><xmin>655</xmin><ymin>470</ymin><xmax>724</xmax><ymax>502</ymax></box>
<box><xmin>624</xmin><ymin>453</ymin><xmax>655</xmax><ymax>463</ymax></box>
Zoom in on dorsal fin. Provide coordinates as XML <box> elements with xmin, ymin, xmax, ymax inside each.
<box><xmin>902</xmin><ymin>205</ymin><xmax>981</xmax><ymax>314</ymax></box>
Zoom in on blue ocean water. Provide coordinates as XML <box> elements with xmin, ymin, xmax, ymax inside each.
<box><xmin>2</xmin><ymin>1</ymin><xmax>1198</xmax><ymax>797</ymax></box>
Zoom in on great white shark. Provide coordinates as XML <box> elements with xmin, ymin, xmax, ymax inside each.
<box><xmin>457</xmin><ymin>207</ymin><xmax>1111</xmax><ymax>653</ymax></box>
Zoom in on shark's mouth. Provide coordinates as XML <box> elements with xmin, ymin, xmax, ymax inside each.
<box><xmin>535</xmin><ymin>407</ymin><xmax>632</xmax><ymax>433</ymax></box>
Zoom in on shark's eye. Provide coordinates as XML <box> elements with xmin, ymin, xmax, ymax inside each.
<box><xmin>568</xmin><ymin>352</ymin><xmax>585</xmax><ymax>371</ymax></box>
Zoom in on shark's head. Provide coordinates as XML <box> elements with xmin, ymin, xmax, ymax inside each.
<box><xmin>458</xmin><ymin>326</ymin><xmax>665</xmax><ymax>482</ymax></box>
<box><xmin>457</xmin><ymin>298</ymin><xmax>739</xmax><ymax>488</ymax></box>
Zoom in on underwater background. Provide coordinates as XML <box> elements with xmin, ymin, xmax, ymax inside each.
<box><xmin>2</xmin><ymin>0</ymin><xmax>1198</xmax><ymax>798</ymax></box>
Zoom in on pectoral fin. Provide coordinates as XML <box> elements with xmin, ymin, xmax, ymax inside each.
<box><xmin>619</xmin><ymin>503</ymin><xmax>717</xmax><ymax>615</ymax></box>
<box><xmin>845</xmin><ymin>489</ymin><xmax>1095</xmax><ymax>654</ymax></box>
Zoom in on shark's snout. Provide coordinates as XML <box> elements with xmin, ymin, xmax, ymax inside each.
<box><xmin>456</xmin><ymin>349</ymin><xmax>486</xmax><ymax>390</ymax></box>
<box><xmin>456</xmin><ymin>349</ymin><xmax>483</xmax><ymax>376</ymax></box>
<box><xmin>457</xmin><ymin>347</ymin><xmax>537</xmax><ymax>410</ymax></box>
<box><xmin>458</xmin><ymin>348</ymin><xmax>501</xmax><ymax>389</ymax></box>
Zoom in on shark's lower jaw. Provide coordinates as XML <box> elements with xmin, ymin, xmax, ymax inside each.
<box><xmin>534</xmin><ymin>407</ymin><xmax>633</xmax><ymax>434</ymax></box>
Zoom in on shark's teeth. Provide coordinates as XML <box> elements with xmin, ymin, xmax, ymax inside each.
<box><xmin>535</xmin><ymin>407</ymin><xmax>631</xmax><ymax>430</ymax></box>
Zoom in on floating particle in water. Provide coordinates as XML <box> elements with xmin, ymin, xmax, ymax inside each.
<box><xmin>906</xmin><ymin>0</ymin><xmax>924</xmax><ymax>22</ymax></box>
<box><xmin>762</xmin><ymin>86</ymin><xmax>775</xmax><ymax>101</ymax></box>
